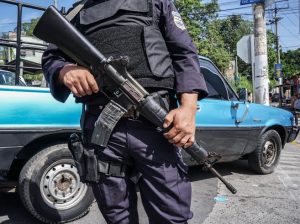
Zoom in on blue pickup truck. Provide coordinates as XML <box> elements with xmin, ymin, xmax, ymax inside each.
<box><xmin>0</xmin><ymin>57</ymin><xmax>298</xmax><ymax>223</ymax></box>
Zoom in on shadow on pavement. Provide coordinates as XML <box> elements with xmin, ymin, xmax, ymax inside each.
<box><xmin>0</xmin><ymin>190</ymin><xmax>42</xmax><ymax>224</ymax></box>
<box><xmin>0</xmin><ymin>160</ymin><xmax>252</xmax><ymax>224</ymax></box>
<box><xmin>188</xmin><ymin>159</ymin><xmax>255</xmax><ymax>182</ymax></box>
<box><xmin>216</xmin><ymin>160</ymin><xmax>255</xmax><ymax>175</ymax></box>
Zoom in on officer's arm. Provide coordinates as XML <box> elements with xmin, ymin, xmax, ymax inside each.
<box><xmin>159</xmin><ymin>0</ymin><xmax>208</xmax><ymax>98</ymax></box>
<box><xmin>42</xmin><ymin>43</ymin><xmax>99</xmax><ymax>100</ymax></box>
<box><xmin>41</xmin><ymin>2</ymin><xmax>99</xmax><ymax>101</ymax></box>
<box><xmin>159</xmin><ymin>0</ymin><xmax>207</xmax><ymax>147</ymax></box>
<box><xmin>42</xmin><ymin>44</ymin><xmax>75</xmax><ymax>102</ymax></box>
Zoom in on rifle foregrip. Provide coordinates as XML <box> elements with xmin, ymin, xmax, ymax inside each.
<box><xmin>184</xmin><ymin>142</ymin><xmax>208</xmax><ymax>164</ymax></box>
<box><xmin>139</xmin><ymin>95</ymin><xmax>209</xmax><ymax>163</ymax></box>
<box><xmin>138</xmin><ymin>94</ymin><xmax>168</xmax><ymax>128</ymax></box>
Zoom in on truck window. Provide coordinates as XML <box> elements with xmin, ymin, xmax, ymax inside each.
<box><xmin>201</xmin><ymin>67</ymin><xmax>228</xmax><ymax>100</ymax></box>
<box><xmin>199</xmin><ymin>58</ymin><xmax>238</xmax><ymax>101</ymax></box>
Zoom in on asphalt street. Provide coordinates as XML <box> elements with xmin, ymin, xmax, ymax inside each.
<box><xmin>1</xmin><ymin>139</ymin><xmax>300</xmax><ymax>224</ymax></box>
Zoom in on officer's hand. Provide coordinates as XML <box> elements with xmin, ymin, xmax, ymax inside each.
<box><xmin>58</xmin><ymin>64</ymin><xmax>99</xmax><ymax>97</ymax></box>
<box><xmin>163</xmin><ymin>104</ymin><xmax>197</xmax><ymax>148</ymax></box>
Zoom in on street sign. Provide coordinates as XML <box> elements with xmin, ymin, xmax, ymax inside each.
<box><xmin>274</xmin><ymin>63</ymin><xmax>283</xmax><ymax>79</ymax></box>
<box><xmin>237</xmin><ymin>34</ymin><xmax>254</xmax><ymax>64</ymax></box>
<box><xmin>240</xmin><ymin>0</ymin><xmax>265</xmax><ymax>5</ymax></box>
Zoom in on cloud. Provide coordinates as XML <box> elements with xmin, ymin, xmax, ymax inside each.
<box><xmin>0</xmin><ymin>18</ymin><xmax>16</xmax><ymax>24</ymax></box>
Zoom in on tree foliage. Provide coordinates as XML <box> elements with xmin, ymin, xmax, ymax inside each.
<box><xmin>174</xmin><ymin>1</ymin><xmax>254</xmax><ymax>74</ymax></box>
<box><xmin>22</xmin><ymin>18</ymin><xmax>39</xmax><ymax>36</ymax></box>
<box><xmin>218</xmin><ymin>15</ymin><xmax>253</xmax><ymax>56</ymax></box>
<box><xmin>174</xmin><ymin>0</ymin><xmax>231</xmax><ymax>71</ymax></box>
<box><xmin>281</xmin><ymin>49</ymin><xmax>300</xmax><ymax>77</ymax></box>
<box><xmin>267</xmin><ymin>30</ymin><xmax>277</xmax><ymax>80</ymax></box>
<box><xmin>175</xmin><ymin>1</ymin><xmax>284</xmax><ymax>92</ymax></box>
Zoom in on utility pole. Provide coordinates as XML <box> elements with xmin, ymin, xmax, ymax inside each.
<box><xmin>274</xmin><ymin>6</ymin><xmax>281</xmax><ymax>65</ymax></box>
<box><xmin>269</xmin><ymin>4</ymin><xmax>283</xmax><ymax>106</ymax></box>
<box><xmin>54</xmin><ymin>0</ymin><xmax>58</xmax><ymax>8</ymax></box>
<box><xmin>274</xmin><ymin>5</ymin><xmax>283</xmax><ymax>106</ymax></box>
<box><xmin>253</xmin><ymin>3</ymin><xmax>269</xmax><ymax>105</ymax></box>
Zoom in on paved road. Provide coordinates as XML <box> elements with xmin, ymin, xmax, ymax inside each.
<box><xmin>1</xmin><ymin>141</ymin><xmax>299</xmax><ymax>224</ymax></box>
<box><xmin>203</xmin><ymin>140</ymin><xmax>300</xmax><ymax>224</ymax></box>
<box><xmin>0</xmin><ymin>166</ymin><xmax>218</xmax><ymax>224</ymax></box>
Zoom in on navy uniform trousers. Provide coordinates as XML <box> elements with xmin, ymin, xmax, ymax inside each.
<box><xmin>83</xmin><ymin>112</ymin><xmax>193</xmax><ymax>224</ymax></box>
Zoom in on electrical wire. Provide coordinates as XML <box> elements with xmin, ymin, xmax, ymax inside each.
<box><xmin>285</xmin><ymin>13</ymin><xmax>298</xmax><ymax>27</ymax></box>
<box><xmin>281</xmin><ymin>22</ymin><xmax>300</xmax><ymax>40</ymax></box>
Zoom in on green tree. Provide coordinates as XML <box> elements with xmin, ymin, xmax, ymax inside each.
<box><xmin>218</xmin><ymin>15</ymin><xmax>253</xmax><ymax>56</ymax></box>
<box><xmin>22</xmin><ymin>18</ymin><xmax>39</xmax><ymax>36</ymax></box>
<box><xmin>217</xmin><ymin>15</ymin><xmax>253</xmax><ymax>78</ymax></box>
<box><xmin>198</xmin><ymin>19</ymin><xmax>232</xmax><ymax>72</ymax></box>
<box><xmin>174</xmin><ymin>0</ymin><xmax>219</xmax><ymax>40</ymax></box>
<box><xmin>266</xmin><ymin>30</ymin><xmax>277</xmax><ymax>80</ymax></box>
<box><xmin>174</xmin><ymin>0</ymin><xmax>231</xmax><ymax>71</ymax></box>
<box><xmin>281</xmin><ymin>49</ymin><xmax>300</xmax><ymax>77</ymax></box>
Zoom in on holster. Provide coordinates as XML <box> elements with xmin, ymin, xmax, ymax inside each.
<box><xmin>68</xmin><ymin>133</ymin><xmax>98</xmax><ymax>183</ymax></box>
<box><xmin>68</xmin><ymin>133</ymin><xmax>130</xmax><ymax>183</ymax></box>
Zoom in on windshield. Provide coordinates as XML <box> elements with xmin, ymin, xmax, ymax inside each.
<box><xmin>0</xmin><ymin>70</ymin><xmax>26</xmax><ymax>86</ymax></box>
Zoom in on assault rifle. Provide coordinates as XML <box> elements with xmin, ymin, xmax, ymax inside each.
<box><xmin>34</xmin><ymin>6</ymin><xmax>237</xmax><ymax>194</ymax></box>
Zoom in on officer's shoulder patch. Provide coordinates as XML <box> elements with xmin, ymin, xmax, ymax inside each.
<box><xmin>172</xmin><ymin>11</ymin><xmax>186</xmax><ymax>30</ymax></box>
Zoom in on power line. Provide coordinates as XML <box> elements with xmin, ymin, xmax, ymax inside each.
<box><xmin>281</xmin><ymin>22</ymin><xmax>300</xmax><ymax>40</ymax></box>
<box><xmin>285</xmin><ymin>13</ymin><xmax>298</xmax><ymax>27</ymax></box>
<box><xmin>281</xmin><ymin>45</ymin><xmax>300</xmax><ymax>48</ymax></box>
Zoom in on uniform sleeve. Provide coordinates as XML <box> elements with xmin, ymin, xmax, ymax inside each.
<box><xmin>41</xmin><ymin>3</ymin><xmax>82</xmax><ymax>103</ymax></box>
<box><xmin>42</xmin><ymin>44</ymin><xmax>74</xmax><ymax>102</ymax></box>
<box><xmin>159</xmin><ymin>0</ymin><xmax>208</xmax><ymax>99</ymax></box>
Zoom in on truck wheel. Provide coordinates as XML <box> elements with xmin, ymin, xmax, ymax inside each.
<box><xmin>248</xmin><ymin>130</ymin><xmax>282</xmax><ymax>174</ymax></box>
<box><xmin>19</xmin><ymin>144</ymin><xmax>94</xmax><ymax>223</ymax></box>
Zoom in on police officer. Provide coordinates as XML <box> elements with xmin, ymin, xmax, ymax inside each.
<box><xmin>42</xmin><ymin>0</ymin><xmax>208</xmax><ymax>223</ymax></box>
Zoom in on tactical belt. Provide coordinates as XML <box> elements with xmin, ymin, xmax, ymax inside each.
<box><xmin>98</xmin><ymin>160</ymin><xmax>128</xmax><ymax>177</ymax></box>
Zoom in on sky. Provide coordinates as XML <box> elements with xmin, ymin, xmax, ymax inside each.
<box><xmin>0</xmin><ymin>0</ymin><xmax>299</xmax><ymax>51</ymax></box>
<box><xmin>0</xmin><ymin>0</ymin><xmax>76</xmax><ymax>33</ymax></box>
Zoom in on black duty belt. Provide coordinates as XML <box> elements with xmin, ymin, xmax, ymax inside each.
<box><xmin>98</xmin><ymin>160</ymin><xmax>128</xmax><ymax>177</ymax></box>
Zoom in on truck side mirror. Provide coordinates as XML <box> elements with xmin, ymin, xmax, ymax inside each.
<box><xmin>238</xmin><ymin>88</ymin><xmax>248</xmax><ymax>102</ymax></box>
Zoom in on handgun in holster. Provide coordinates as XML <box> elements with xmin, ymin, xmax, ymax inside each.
<box><xmin>68</xmin><ymin>133</ymin><xmax>98</xmax><ymax>183</ymax></box>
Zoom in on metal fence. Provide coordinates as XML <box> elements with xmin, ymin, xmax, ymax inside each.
<box><xmin>0</xmin><ymin>0</ymin><xmax>47</xmax><ymax>85</ymax></box>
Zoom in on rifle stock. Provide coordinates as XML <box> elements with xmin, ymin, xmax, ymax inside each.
<box><xmin>33</xmin><ymin>5</ymin><xmax>106</xmax><ymax>67</ymax></box>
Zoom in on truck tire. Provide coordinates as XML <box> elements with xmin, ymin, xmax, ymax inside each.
<box><xmin>19</xmin><ymin>144</ymin><xmax>94</xmax><ymax>223</ymax></box>
<box><xmin>248</xmin><ymin>130</ymin><xmax>282</xmax><ymax>174</ymax></box>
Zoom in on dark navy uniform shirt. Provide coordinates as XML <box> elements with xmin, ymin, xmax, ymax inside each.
<box><xmin>42</xmin><ymin>0</ymin><xmax>208</xmax><ymax>103</ymax></box>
